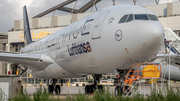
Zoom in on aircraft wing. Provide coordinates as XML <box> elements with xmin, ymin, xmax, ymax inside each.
<box><xmin>155</xmin><ymin>54</ymin><xmax>178</xmax><ymax>58</ymax></box>
<box><xmin>0</xmin><ymin>53</ymin><xmax>53</xmax><ymax>71</ymax></box>
<box><xmin>153</xmin><ymin>54</ymin><xmax>180</xmax><ymax>68</ymax></box>
<box><xmin>0</xmin><ymin>50</ymin><xmax>19</xmax><ymax>54</ymax></box>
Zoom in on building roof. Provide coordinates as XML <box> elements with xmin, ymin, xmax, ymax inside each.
<box><xmin>0</xmin><ymin>32</ymin><xmax>8</xmax><ymax>39</ymax></box>
<box><xmin>33</xmin><ymin>0</ymin><xmax>101</xmax><ymax>18</ymax></box>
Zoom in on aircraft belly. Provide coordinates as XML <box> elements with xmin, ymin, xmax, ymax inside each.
<box><xmin>31</xmin><ymin>61</ymin><xmax>82</xmax><ymax>79</ymax></box>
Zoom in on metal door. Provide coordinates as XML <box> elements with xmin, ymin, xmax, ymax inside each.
<box><xmin>92</xmin><ymin>11</ymin><xmax>109</xmax><ymax>39</ymax></box>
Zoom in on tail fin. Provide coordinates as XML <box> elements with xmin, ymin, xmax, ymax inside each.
<box><xmin>23</xmin><ymin>5</ymin><xmax>32</xmax><ymax>46</ymax></box>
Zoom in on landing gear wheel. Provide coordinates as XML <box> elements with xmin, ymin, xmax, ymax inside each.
<box><xmin>90</xmin><ymin>85</ymin><xmax>95</xmax><ymax>94</ymax></box>
<box><xmin>49</xmin><ymin>85</ymin><xmax>54</xmax><ymax>94</ymax></box>
<box><xmin>55</xmin><ymin>85</ymin><xmax>61</xmax><ymax>95</ymax></box>
<box><xmin>115</xmin><ymin>86</ymin><xmax>123</xmax><ymax>96</ymax></box>
<box><xmin>84</xmin><ymin>74</ymin><xmax>102</xmax><ymax>94</ymax></box>
<box><xmin>85</xmin><ymin>85</ymin><xmax>90</xmax><ymax>94</ymax></box>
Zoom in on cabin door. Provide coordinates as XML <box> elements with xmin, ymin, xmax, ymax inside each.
<box><xmin>92</xmin><ymin>11</ymin><xmax>109</xmax><ymax>39</ymax></box>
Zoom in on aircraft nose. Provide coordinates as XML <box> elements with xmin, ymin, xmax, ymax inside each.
<box><xmin>138</xmin><ymin>22</ymin><xmax>164</xmax><ymax>49</ymax></box>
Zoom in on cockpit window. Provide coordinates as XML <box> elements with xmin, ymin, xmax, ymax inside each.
<box><xmin>119</xmin><ymin>15</ymin><xmax>128</xmax><ymax>23</ymax></box>
<box><xmin>135</xmin><ymin>14</ymin><xmax>149</xmax><ymax>20</ymax></box>
<box><xmin>126</xmin><ymin>14</ymin><xmax>133</xmax><ymax>22</ymax></box>
<box><xmin>148</xmin><ymin>14</ymin><xmax>158</xmax><ymax>21</ymax></box>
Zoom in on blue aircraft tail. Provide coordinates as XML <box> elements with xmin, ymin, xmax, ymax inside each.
<box><xmin>23</xmin><ymin>6</ymin><xmax>33</xmax><ymax>46</ymax></box>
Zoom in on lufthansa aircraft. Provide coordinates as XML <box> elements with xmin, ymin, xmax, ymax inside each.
<box><xmin>0</xmin><ymin>5</ymin><xmax>164</xmax><ymax>95</ymax></box>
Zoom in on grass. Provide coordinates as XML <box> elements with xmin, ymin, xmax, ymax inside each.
<box><xmin>6</xmin><ymin>85</ymin><xmax>180</xmax><ymax>101</ymax></box>
<box><xmin>0</xmin><ymin>88</ymin><xmax>7</xmax><ymax>101</ymax></box>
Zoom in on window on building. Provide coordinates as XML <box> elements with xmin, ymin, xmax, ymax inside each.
<box><xmin>71</xmin><ymin>79</ymin><xmax>77</xmax><ymax>83</ymax></box>
<box><xmin>35</xmin><ymin>79</ymin><xmax>41</xmax><ymax>84</ymax></box>
<box><xmin>28</xmin><ymin>78</ymin><xmax>34</xmax><ymax>84</ymax></box>
<box><xmin>10</xmin><ymin>43</ymin><xmax>24</xmax><ymax>52</ymax></box>
<box><xmin>21</xmin><ymin>78</ymin><xmax>27</xmax><ymax>83</ymax></box>
<box><xmin>5</xmin><ymin>63</ymin><xmax>7</xmax><ymax>75</ymax></box>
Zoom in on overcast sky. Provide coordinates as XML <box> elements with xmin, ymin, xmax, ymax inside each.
<box><xmin>0</xmin><ymin>0</ymin><xmax>179</xmax><ymax>33</ymax></box>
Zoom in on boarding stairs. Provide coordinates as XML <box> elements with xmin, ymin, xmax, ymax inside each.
<box><xmin>164</xmin><ymin>38</ymin><xmax>180</xmax><ymax>55</ymax></box>
<box><xmin>164</xmin><ymin>28</ymin><xmax>180</xmax><ymax>55</ymax></box>
<box><xmin>123</xmin><ymin>79</ymin><xmax>140</xmax><ymax>96</ymax></box>
<box><xmin>120</xmin><ymin>63</ymin><xmax>162</xmax><ymax>96</ymax></box>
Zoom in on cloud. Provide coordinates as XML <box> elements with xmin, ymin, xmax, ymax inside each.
<box><xmin>0</xmin><ymin>0</ymin><xmax>179</xmax><ymax>33</ymax></box>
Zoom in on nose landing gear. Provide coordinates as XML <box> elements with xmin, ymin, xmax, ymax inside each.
<box><xmin>114</xmin><ymin>69</ymin><xmax>133</xmax><ymax>96</ymax></box>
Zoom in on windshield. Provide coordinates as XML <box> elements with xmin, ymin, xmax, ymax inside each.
<box><xmin>148</xmin><ymin>14</ymin><xmax>158</xmax><ymax>21</ymax></box>
<box><xmin>119</xmin><ymin>15</ymin><xmax>128</xmax><ymax>23</ymax></box>
<box><xmin>135</xmin><ymin>14</ymin><xmax>149</xmax><ymax>20</ymax></box>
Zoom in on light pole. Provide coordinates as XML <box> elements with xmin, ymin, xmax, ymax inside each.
<box><xmin>168</xmin><ymin>43</ymin><xmax>171</xmax><ymax>90</ymax></box>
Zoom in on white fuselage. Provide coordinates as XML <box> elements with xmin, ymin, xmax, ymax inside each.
<box><xmin>20</xmin><ymin>5</ymin><xmax>164</xmax><ymax>79</ymax></box>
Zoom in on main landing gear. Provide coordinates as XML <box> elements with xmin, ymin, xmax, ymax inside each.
<box><xmin>85</xmin><ymin>74</ymin><xmax>103</xmax><ymax>94</ymax></box>
<box><xmin>48</xmin><ymin>79</ymin><xmax>61</xmax><ymax>95</ymax></box>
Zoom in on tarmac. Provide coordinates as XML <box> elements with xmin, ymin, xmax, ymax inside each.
<box><xmin>25</xmin><ymin>82</ymin><xmax>180</xmax><ymax>96</ymax></box>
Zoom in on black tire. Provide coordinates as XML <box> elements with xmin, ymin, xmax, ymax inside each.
<box><xmin>55</xmin><ymin>85</ymin><xmax>61</xmax><ymax>95</ymax></box>
<box><xmin>115</xmin><ymin>86</ymin><xmax>123</xmax><ymax>96</ymax></box>
<box><xmin>76</xmin><ymin>83</ymin><xmax>79</xmax><ymax>87</ymax></box>
<box><xmin>20</xmin><ymin>85</ymin><xmax>23</xmax><ymax>93</ymax></box>
<box><xmin>98</xmin><ymin>85</ymin><xmax>103</xmax><ymax>92</ymax></box>
<box><xmin>82</xmin><ymin>83</ymin><xmax>85</xmax><ymax>86</ymax></box>
<box><xmin>48</xmin><ymin>85</ymin><xmax>54</xmax><ymax>94</ymax></box>
<box><xmin>90</xmin><ymin>85</ymin><xmax>95</xmax><ymax>94</ymax></box>
<box><xmin>85</xmin><ymin>85</ymin><xmax>89</xmax><ymax>94</ymax></box>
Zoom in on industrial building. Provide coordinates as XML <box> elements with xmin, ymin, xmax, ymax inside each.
<box><xmin>5</xmin><ymin>1</ymin><xmax>180</xmax><ymax>85</ymax></box>
<box><xmin>0</xmin><ymin>32</ymin><xmax>8</xmax><ymax>75</ymax></box>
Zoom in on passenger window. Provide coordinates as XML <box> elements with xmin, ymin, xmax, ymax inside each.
<box><xmin>126</xmin><ymin>14</ymin><xmax>133</xmax><ymax>22</ymax></box>
<box><xmin>148</xmin><ymin>14</ymin><xmax>158</xmax><ymax>21</ymax></box>
<box><xmin>119</xmin><ymin>15</ymin><xmax>128</xmax><ymax>23</ymax></box>
<box><xmin>135</xmin><ymin>14</ymin><xmax>149</xmax><ymax>20</ymax></box>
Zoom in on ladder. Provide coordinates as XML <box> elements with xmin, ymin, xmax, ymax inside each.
<box><xmin>164</xmin><ymin>38</ymin><xmax>180</xmax><ymax>55</ymax></box>
<box><xmin>122</xmin><ymin>63</ymin><xmax>162</xmax><ymax>96</ymax></box>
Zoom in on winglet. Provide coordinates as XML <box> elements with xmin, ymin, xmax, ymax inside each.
<box><xmin>23</xmin><ymin>5</ymin><xmax>32</xmax><ymax>46</ymax></box>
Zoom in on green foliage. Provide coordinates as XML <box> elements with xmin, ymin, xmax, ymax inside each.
<box><xmin>66</xmin><ymin>90</ymin><xmax>90</xmax><ymax>101</ymax></box>
<box><xmin>33</xmin><ymin>87</ymin><xmax>50</xmax><ymax>101</ymax></box>
<box><xmin>93</xmin><ymin>86</ymin><xmax>116</xmax><ymax>101</ymax></box>
<box><xmin>9</xmin><ymin>88</ymin><xmax>31</xmax><ymax>101</ymax></box>
<box><xmin>8</xmin><ymin>85</ymin><xmax>180</xmax><ymax>101</ymax></box>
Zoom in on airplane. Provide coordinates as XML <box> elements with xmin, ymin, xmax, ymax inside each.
<box><xmin>0</xmin><ymin>5</ymin><xmax>164</xmax><ymax>95</ymax></box>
